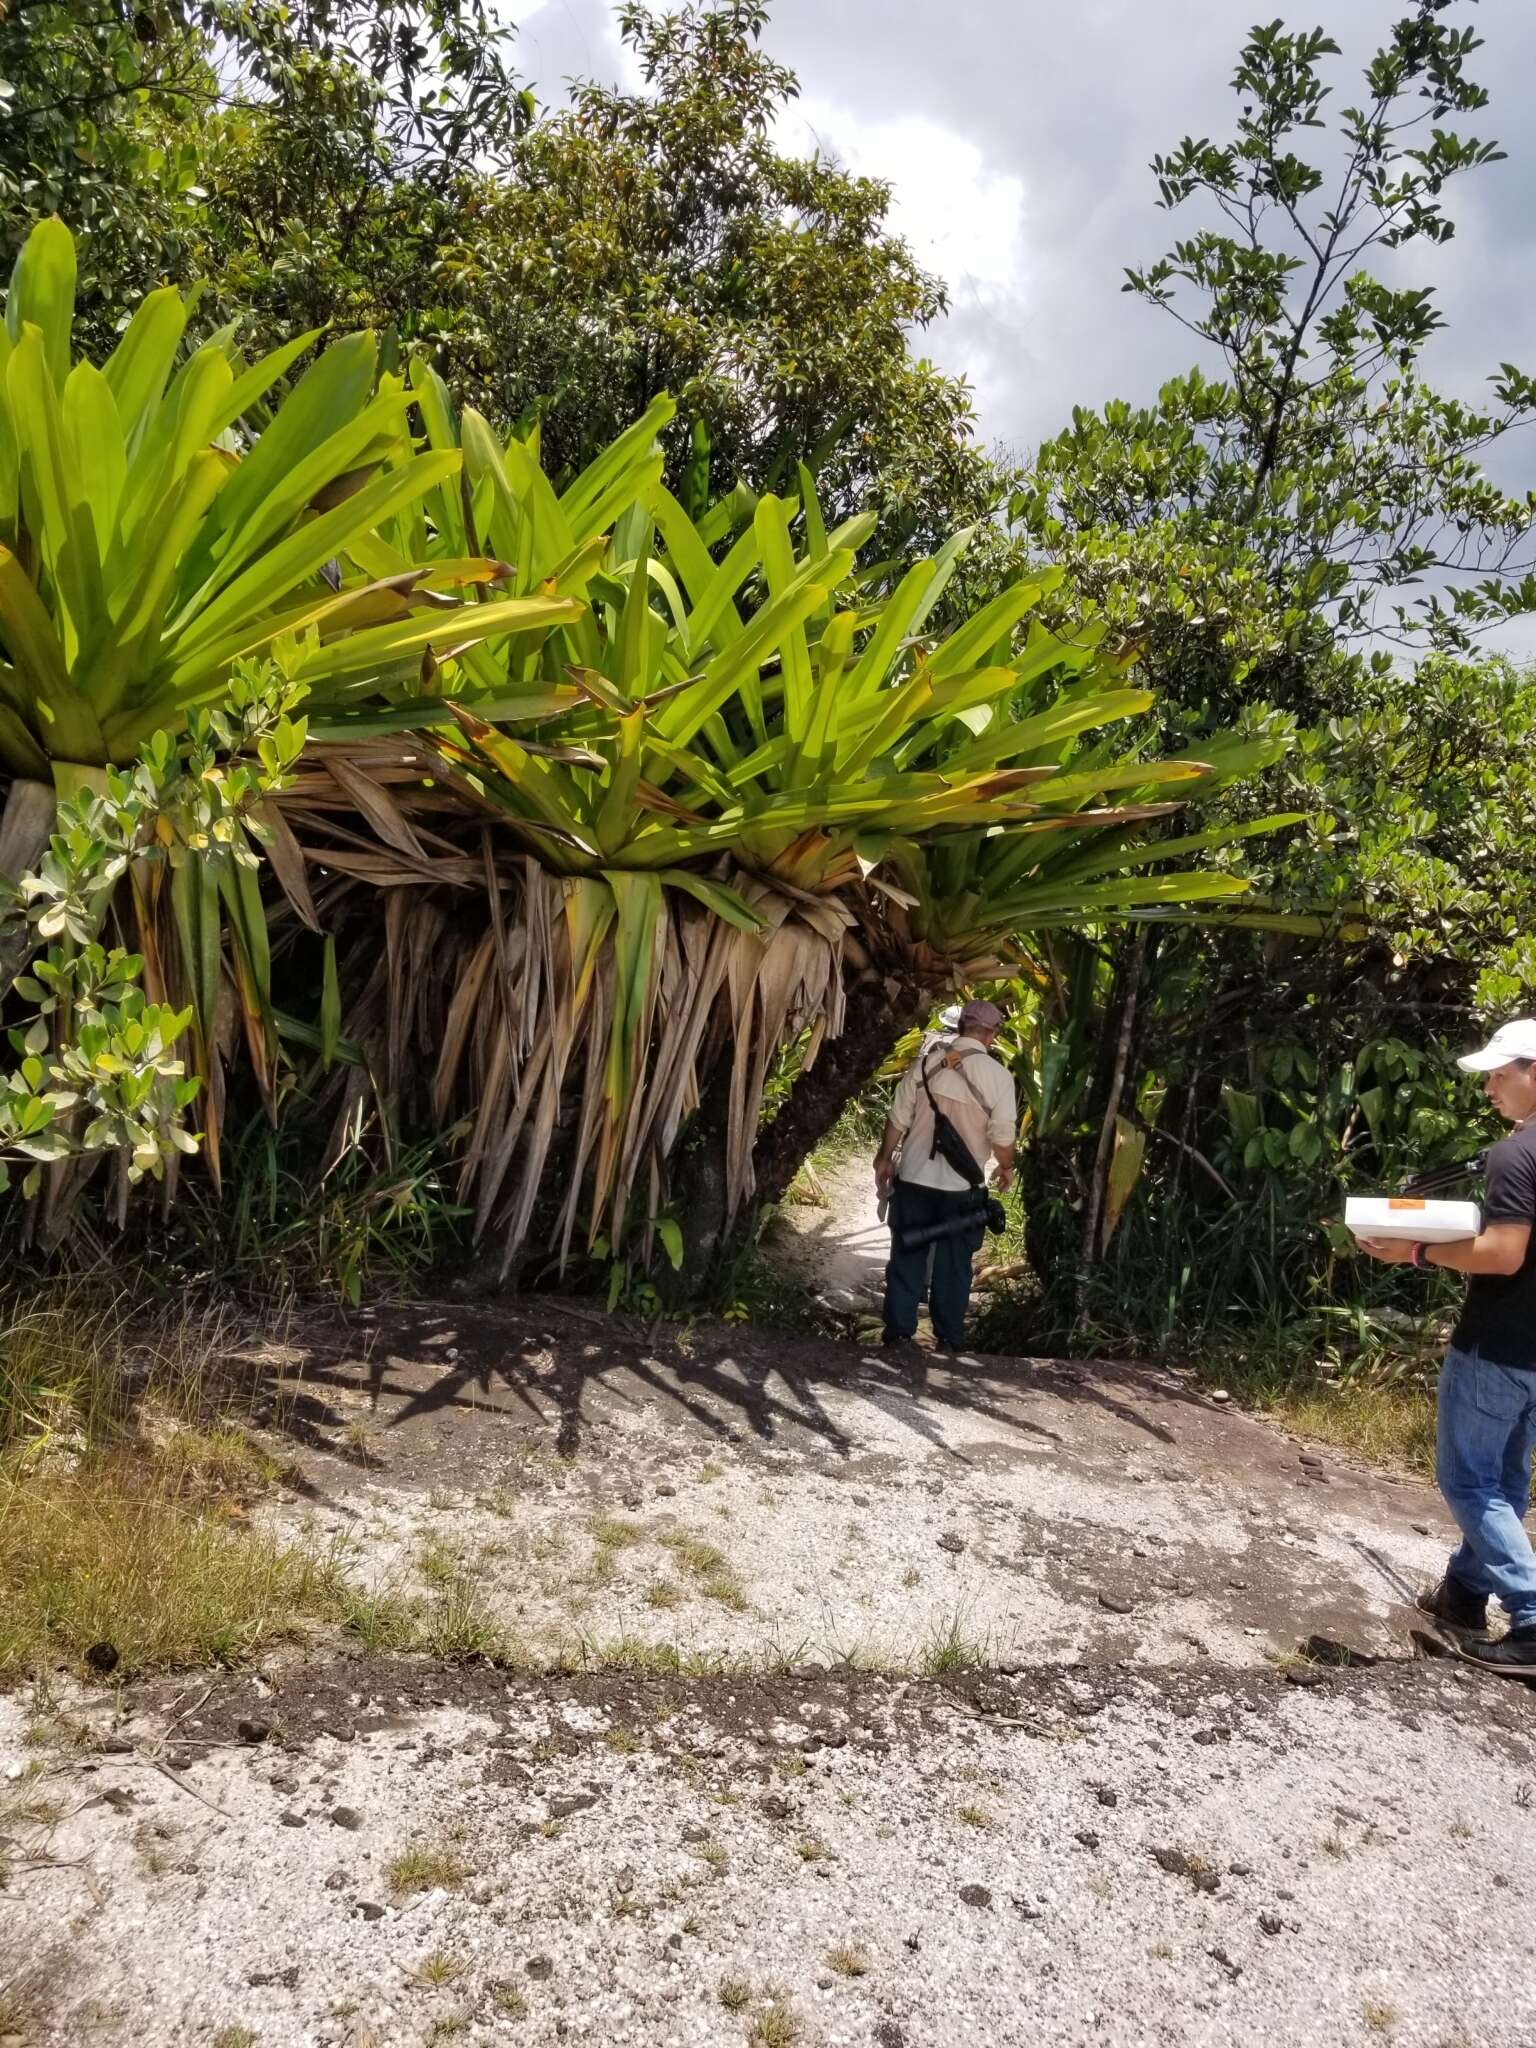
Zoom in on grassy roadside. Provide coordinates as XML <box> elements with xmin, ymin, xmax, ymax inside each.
<box><xmin>1</xmin><ymin>1262</ymin><xmax>1442</xmax><ymax>1691</ymax></box>
<box><xmin>0</xmin><ymin>1458</ymin><xmax>345</xmax><ymax>1675</ymax></box>
<box><xmin>1140</xmin><ymin>1340</ymin><xmax>1439</xmax><ymax>1478</ymax></box>
<box><xmin>0</xmin><ymin>1278</ymin><xmax>519</xmax><ymax>1683</ymax></box>
<box><xmin>1266</xmin><ymin>1380</ymin><xmax>1436</xmax><ymax>1473</ymax></box>
<box><xmin>0</xmin><ymin>1278</ymin><xmax>333</xmax><ymax>1679</ymax></box>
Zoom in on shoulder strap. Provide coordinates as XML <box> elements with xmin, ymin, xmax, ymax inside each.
<box><xmin>937</xmin><ymin>1046</ymin><xmax>992</xmax><ymax>1115</ymax></box>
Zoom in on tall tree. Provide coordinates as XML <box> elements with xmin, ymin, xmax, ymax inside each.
<box><xmin>0</xmin><ymin>0</ymin><xmax>526</xmax><ymax>351</ymax></box>
<box><xmin>1001</xmin><ymin>4</ymin><xmax>1536</xmax><ymax>1320</ymax></box>
<box><xmin>1018</xmin><ymin>5</ymin><xmax>1536</xmax><ymax>693</ymax></box>
<box><xmin>438</xmin><ymin>0</ymin><xmax>1001</xmax><ymax>546</ymax></box>
<box><xmin>4</xmin><ymin>1</ymin><xmax>1004</xmax><ymax>552</ymax></box>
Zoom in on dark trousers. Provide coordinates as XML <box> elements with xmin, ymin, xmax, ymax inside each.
<box><xmin>882</xmin><ymin>1180</ymin><xmax>986</xmax><ymax>1349</ymax></box>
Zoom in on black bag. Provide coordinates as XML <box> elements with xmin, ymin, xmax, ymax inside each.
<box><xmin>919</xmin><ymin>1051</ymin><xmax>987</xmax><ymax>1188</ymax></box>
<box><xmin>911</xmin><ymin>1051</ymin><xmax>1006</xmax><ymax>1239</ymax></box>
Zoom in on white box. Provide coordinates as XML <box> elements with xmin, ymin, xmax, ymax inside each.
<box><xmin>1344</xmin><ymin>1196</ymin><xmax>1480</xmax><ymax>1244</ymax></box>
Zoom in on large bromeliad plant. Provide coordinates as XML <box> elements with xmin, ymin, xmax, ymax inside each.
<box><xmin>0</xmin><ymin>220</ymin><xmax>582</xmax><ymax>1175</ymax></box>
<box><xmin>276</xmin><ymin>377</ymin><xmax>1296</xmax><ymax>1275</ymax></box>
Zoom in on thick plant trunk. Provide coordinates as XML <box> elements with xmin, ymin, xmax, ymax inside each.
<box><xmin>667</xmin><ymin>969</ymin><xmax>931</xmax><ymax>1295</ymax></box>
<box><xmin>668</xmin><ymin>1055</ymin><xmax>736</xmax><ymax>1299</ymax></box>
<box><xmin>751</xmin><ymin>971</ymin><xmax>931</xmax><ymax>1207</ymax></box>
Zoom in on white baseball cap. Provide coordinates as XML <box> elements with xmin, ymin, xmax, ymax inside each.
<box><xmin>1457</xmin><ymin>1018</ymin><xmax>1536</xmax><ymax>1071</ymax></box>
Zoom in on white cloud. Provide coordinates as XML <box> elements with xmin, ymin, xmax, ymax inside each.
<box><xmin>778</xmin><ymin>99</ymin><xmax>1028</xmax><ymax>425</ymax></box>
<box><xmin>786</xmin><ymin>101</ymin><xmax>1027</xmax><ymax>307</ymax></box>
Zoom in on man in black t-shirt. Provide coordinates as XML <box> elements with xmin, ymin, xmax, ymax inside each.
<box><xmin>1358</xmin><ymin>1019</ymin><xmax>1536</xmax><ymax>1674</ymax></box>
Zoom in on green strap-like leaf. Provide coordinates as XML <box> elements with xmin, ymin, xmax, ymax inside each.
<box><xmin>7</xmin><ymin>323</ymin><xmax>103</xmax><ymax>652</ymax></box>
<box><xmin>101</xmin><ymin>285</ymin><xmax>187</xmax><ymax>457</ymax></box>
<box><xmin>162</xmin><ymin>452</ymin><xmax>469</xmax><ymax>683</ymax></box>
<box><xmin>63</xmin><ymin>360</ymin><xmax>126</xmax><ymax>571</ymax></box>
<box><xmin>5</xmin><ymin>219</ymin><xmax>75</xmax><ymax>390</ymax></box>
<box><xmin>201</xmin><ymin>330</ymin><xmax>378</xmax><ymax>560</ymax></box>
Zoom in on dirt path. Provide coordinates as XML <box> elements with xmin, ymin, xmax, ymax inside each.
<box><xmin>772</xmin><ymin>1149</ymin><xmax>889</xmax><ymax>1319</ymax></box>
<box><xmin>5</xmin><ymin>1299</ymin><xmax>1536</xmax><ymax>2046</ymax></box>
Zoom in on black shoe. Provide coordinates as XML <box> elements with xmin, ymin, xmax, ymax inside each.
<box><xmin>1417</xmin><ymin>1574</ymin><xmax>1489</xmax><ymax>1636</ymax></box>
<box><xmin>1462</xmin><ymin>1626</ymin><xmax>1536</xmax><ymax>1676</ymax></box>
<box><xmin>881</xmin><ymin>1330</ymin><xmax>917</xmax><ymax>1350</ymax></box>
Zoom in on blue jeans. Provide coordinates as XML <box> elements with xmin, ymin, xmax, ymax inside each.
<box><xmin>1436</xmin><ymin>1345</ymin><xmax>1536</xmax><ymax>1631</ymax></box>
<box><xmin>882</xmin><ymin>1181</ymin><xmax>986</xmax><ymax>1349</ymax></box>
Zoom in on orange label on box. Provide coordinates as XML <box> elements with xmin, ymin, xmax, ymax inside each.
<box><xmin>1387</xmin><ymin>1198</ymin><xmax>1426</xmax><ymax>1210</ymax></box>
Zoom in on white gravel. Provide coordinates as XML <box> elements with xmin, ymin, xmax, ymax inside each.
<box><xmin>264</xmin><ymin>1336</ymin><xmax>1451</xmax><ymax>1682</ymax></box>
<box><xmin>4</xmin><ymin>1656</ymin><xmax>1535</xmax><ymax>2047</ymax></box>
<box><xmin>6</xmin><ymin>1294</ymin><xmax>1535</xmax><ymax>2046</ymax></box>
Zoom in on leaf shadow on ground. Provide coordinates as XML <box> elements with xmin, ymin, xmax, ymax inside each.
<box><xmin>250</xmin><ymin>1297</ymin><xmax>1194</xmax><ymax>1494</ymax></box>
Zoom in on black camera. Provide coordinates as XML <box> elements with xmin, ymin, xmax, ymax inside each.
<box><xmin>899</xmin><ymin>1191</ymin><xmax>1007</xmax><ymax>1250</ymax></box>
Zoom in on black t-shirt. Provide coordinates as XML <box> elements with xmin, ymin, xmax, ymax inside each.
<box><xmin>1453</xmin><ymin>1121</ymin><xmax>1536</xmax><ymax>1370</ymax></box>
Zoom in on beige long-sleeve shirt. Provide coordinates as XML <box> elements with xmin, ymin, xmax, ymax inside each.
<box><xmin>888</xmin><ymin>1035</ymin><xmax>1017</xmax><ymax>1192</ymax></box>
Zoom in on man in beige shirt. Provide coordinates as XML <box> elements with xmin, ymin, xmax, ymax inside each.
<box><xmin>873</xmin><ymin>999</ymin><xmax>1017</xmax><ymax>1351</ymax></box>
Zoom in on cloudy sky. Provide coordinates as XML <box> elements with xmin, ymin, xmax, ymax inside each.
<box><xmin>505</xmin><ymin>0</ymin><xmax>1536</xmax><ymax>477</ymax></box>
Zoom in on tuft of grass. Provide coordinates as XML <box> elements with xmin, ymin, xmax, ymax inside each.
<box><xmin>0</xmin><ymin>1458</ymin><xmax>349</xmax><ymax>1680</ymax></box>
<box><xmin>718</xmin><ymin>1977</ymin><xmax>752</xmax><ymax>2013</ymax></box>
<box><xmin>211</xmin><ymin>2030</ymin><xmax>257</xmax><ymax>2048</ymax></box>
<box><xmin>661</xmin><ymin>1530</ymin><xmax>731</xmax><ymax>1576</ymax></box>
<box><xmin>1266</xmin><ymin>1385</ymin><xmax>1435</xmax><ymax>1476</ymax></box>
<box><xmin>417</xmin><ymin>1535</ymin><xmax>463</xmax><ymax>1587</ymax></box>
<box><xmin>590</xmin><ymin>1516</ymin><xmax>647</xmax><ymax>1551</ymax></box>
<box><xmin>411</xmin><ymin>1574</ymin><xmax>511</xmax><ymax>1660</ymax></box>
<box><xmin>386</xmin><ymin>1840</ymin><xmax>471</xmax><ymax>1899</ymax></box>
<box><xmin>795</xmin><ymin>1835</ymin><xmax>827</xmax><ymax>1863</ymax></box>
<box><xmin>338</xmin><ymin>1572</ymin><xmax>512</xmax><ymax>1663</ymax></box>
<box><xmin>1262</xmin><ymin>1646</ymin><xmax>1315</xmax><ymax>1674</ymax></box>
<box><xmin>490</xmin><ymin>1983</ymin><xmax>529</xmax><ymax>2020</ymax></box>
<box><xmin>698</xmin><ymin>1839</ymin><xmax>728</xmax><ymax>1871</ymax></box>
<box><xmin>425</xmin><ymin>2015</ymin><xmax>468</xmax><ymax>2044</ymax></box>
<box><xmin>645</xmin><ymin>1578</ymin><xmax>683</xmax><ymax>1611</ymax></box>
<box><xmin>415</xmin><ymin>1950</ymin><xmax>464</xmax><ymax>1988</ymax></box>
<box><xmin>0</xmin><ymin>1279</ymin><xmax>250</xmax><ymax>1464</ymax></box>
<box><xmin>922</xmin><ymin>1611</ymin><xmax>990</xmax><ymax>1676</ymax></box>
<box><xmin>152</xmin><ymin>1426</ymin><xmax>285</xmax><ymax>1501</ymax></box>
<box><xmin>339</xmin><ymin>1419</ymin><xmax>380</xmax><ymax>1464</ymax></box>
<box><xmin>749</xmin><ymin>1993</ymin><xmax>802</xmax><ymax>2047</ymax></box>
<box><xmin>1362</xmin><ymin>2004</ymin><xmax>1397</xmax><ymax>2033</ymax></box>
<box><xmin>581</xmin><ymin>1635</ymin><xmax>684</xmax><ymax>1675</ymax></box>
<box><xmin>825</xmin><ymin>1944</ymin><xmax>869</xmax><ymax>1978</ymax></box>
<box><xmin>657</xmin><ymin>1530</ymin><xmax>749</xmax><ymax>1608</ymax></box>
<box><xmin>335</xmin><ymin>1583</ymin><xmax>422</xmax><ymax>1652</ymax></box>
<box><xmin>604</xmin><ymin>1725</ymin><xmax>642</xmax><ymax>1754</ymax></box>
<box><xmin>3</xmin><ymin>1790</ymin><xmax>64</xmax><ymax>1830</ymax></box>
<box><xmin>700</xmin><ymin>1568</ymin><xmax>748</xmax><ymax>1611</ymax></box>
<box><xmin>957</xmin><ymin>1804</ymin><xmax>990</xmax><ymax>1829</ymax></box>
